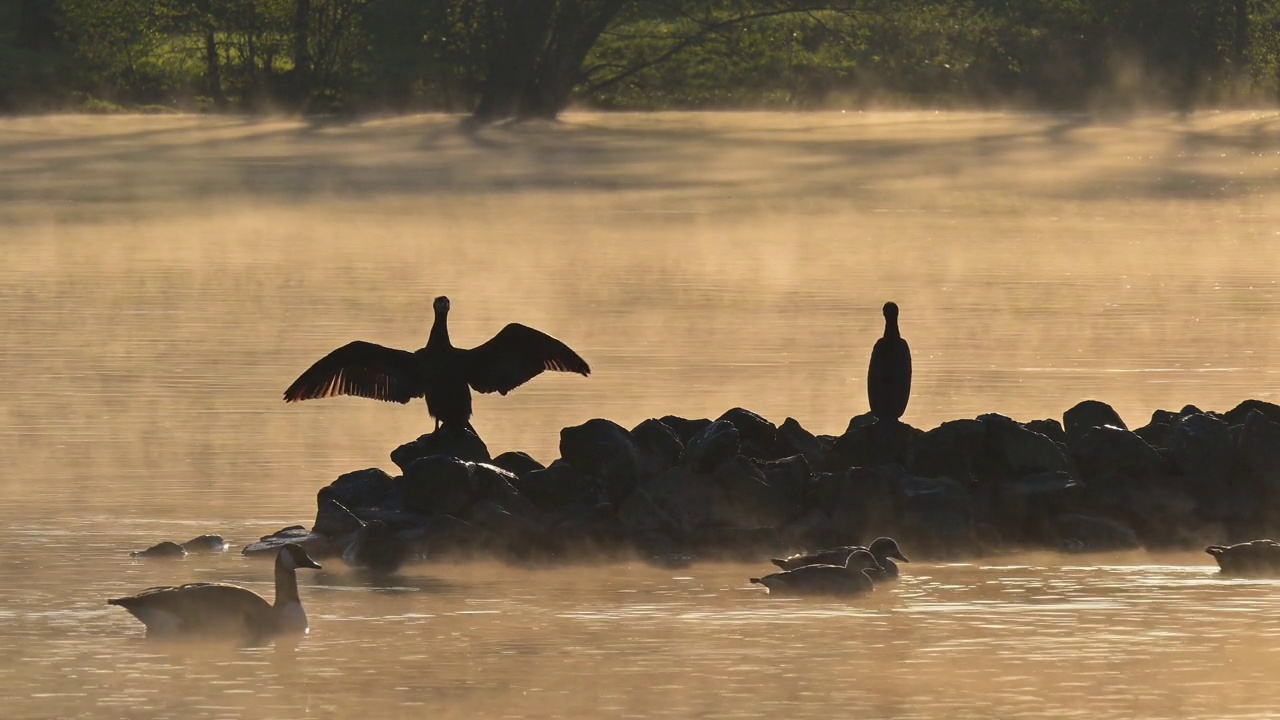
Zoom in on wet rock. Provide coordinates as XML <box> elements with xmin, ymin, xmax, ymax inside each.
<box><xmin>313</xmin><ymin>498</ymin><xmax>366</xmax><ymax>538</ymax></box>
<box><xmin>1091</xmin><ymin>474</ymin><xmax>1200</xmax><ymax>547</ymax></box>
<box><xmin>1025</xmin><ymin>419</ymin><xmax>1068</xmax><ymax>446</ymax></box>
<box><xmin>1168</xmin><ymin>413</ymin><xmax>1234</xmax><ymax>508</ymax></box>
<box><xmin>390</xmin><ymin>426</ymin><xmax>491</xmax><ymax>471</ymax></box>
<box><xmin>716</xmin><ymin>407</ymin><xmax>778</xmax><ymax>460</ymax></box>
<box><xmin>543</xmin><ymin>502</ymin><xmax>621</xmax><ymax>549</ymax></box>
<box><xmin>243</xmin><ymin>525</ymin><xmax>334</xmax><ymax>559</ymax></box>
<box><xmin>776</xmin><ymin>417</ymin><xmax>826</xmax><ymax>467</ymax></box>
<box><xmin>631</xmin><ymin>418</ymin><xmax>684</xmax><ymax>472</ymax></box>
<box><xmin>658</xmin><ymin>415</ymin><xmax>712</xmax><ymax>446</ymax></box>
<box><xmin>905</xmin><ymin>419</ymin><xmax>986</xmax><ymax>479</ymax></box>
<box><xmin>979</xmin><ymin>414</ymin><xmax>1069</xmax><ymax>477</ymax></box>
<box><xmin>1234</xmin><ymin>410</ymin><xmax>1280</xmax><ymax>515</ymax></box>
<box><xmin>181</xmin><ymin>535</ymin><xmax>229</xmax><ymax>553</ymax></box>
<box><xmin>1072</xmin><ymin>425</ymin><xmax>1164</xmax><ymax>481</ymax></box>
<box><xmin>342</xmin><ymin>519</ymin><xmax>412</xmax><ymax>574</ymax></box>
<box><xmin>990</xmin><ymin>471</ymin><xmax>1083</xmax><ymax>542</ymax></box>
<box><xmin>683</xmin><ymin>419</ymin><xmax>740</xmax><ymax>473</ymax></box>
<box><xmin>1132</xmin><ymin>413</ymin><xmax>1177</xmax><ymax>449</ymax></box>
<box><xmin>822</xmin><ymin>464</ymin><xmax>908</xmax><ymax>544</ymax></box>
<box><xmin>1050</xmin><ymin>513</ymin><xmax>1140</xmax><ymax>552</ymax></box>
<box><xmin>713</xmin><ymin>455</ymin><xmax>797</xmax><ymax>528</ymax></box>
<box><xmin>489</xmin><ymin>451</ymin><xmax>544</xmax><ymax>479</ymax></box>
<box><xmin>400</xmin><ymin>455</ymin><xmax>480</xmax><ymax>516</ymax></box>
<box><xmin>517</xmin><ymin>460</ymin><xmax>604</xmax><ymax>509</ymax></box>
<box><xmin>464</xmin><ymin>500</ymin><xmax>544</xmax><ymax>548</ymax></box>
<box><xmin>401</xmin><ymin>514</ymin><xmax>491</xmax><ymax>559</ymax></box>
<box><xmin>130</xmin><ymin>541</ymin><xmax>187</xmax><ymax>559</ymax></box>
<box><xmin>560</xmin><ymin>418</ymin><xmax>648</xmax><ymax>503</ymax></box>
<box><xmin>617</xmin><ymin>484</ymin><xmax>683</xmax><ymax>540</ymax></box>
<box><xmin>1063</xmin><ymin>400</ymin><xmax>1127</xmax><ymax>447</ymax></box>
<box><xmin>473</xmin><ymin>463</ymin><xmax>536</xmax><ymax>518</ymax></box>
<box><xmin>633</xmin><ymin>467</ymin><xmax>725</xmax><ymax>534</ymax></box>
<box><xmin>753</xmin><ymin>454</ymin><xmax>810</xmax><ymax>509</ymax></box>
<box><xmin>901</xmin><ymin>475</ymin><xmax>978</xmax><ymax>559</ymax></box>
<box><xmin>824</xmin><ymin>418</ymin><xmax>916</xmax><ymax>472</ymax></box>
<box><xmin>317</xmin><ymin>468</ymin><xmax>395</xmax><ymax>512</ymax></box>
<box><xmin>1223</xmin><ymin>399</ymin><xmax>1280</xmax><ymax>427</ymax></box>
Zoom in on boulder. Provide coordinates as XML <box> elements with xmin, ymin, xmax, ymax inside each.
<box><xmin>1025</xmin><ymin>418</ymin><xmax>1068</xmax><ymax>446</ymax></box>
<box><xmin>1063</xmin><ymin>400</ymin><xmax>1126</xmax><ymax>447</ymax></box>
<box><xmin>517</xmin><ymin>460</ymin><xmax>604</xmax><ymax>509</ymax></box>
<box><xmin>1223</xmin><ymin>399</ymin><xmax>1280</xmax><ymax>427</ymax></box>
<box><xmin>683</xmin><ymin>419</ymin><xmax>740</xmax><ymax>473</ymax></box>
<box><xmin>181</xmin><ymin>535</ymin><xmax>229</xmax><ymax>553</ymax></box>
<box><xmin>823</xmin><ymin>418</ymin><xmax>916</xmax><ymax>472</ymax></box>
<box><xmin>617</xmin><ymin>484</ymin><xmax>683</xmax><ymax>540</ymax></box>
<box><xmin>752</xmin><ymin>454</ymin><xmax>811</xmax><ymax>510</ymax></box>
<box><xmin>989</xmin><ymin>471</ymin><xmax>1083</xmax><ymax>542</ymax></box>
<box><xmin>905</xmin><ymin>419</ymin><xmax>986</xmax><ymax>479</ymax></box>
<box><xmin>631</xmin><ymin>418</ymin><xmax>684</xmax><ymax>472</ymax></box>
<box><xmin>900</xmin><ymin>475</ymin><xmax>978</xmax><ymax>559</ymax></box>
<box><xmin>400</xmin><ymin>456</ymin><xmax>480</xmax><ymax>516</ymax></box>
<box><xmin>712</xmin><ymin>455</ymin><xmax>798</xmax><ymax>528</ymax></box>
<box><xmin>401</xmin><ymin>515</ymin><xmax>492</xmax><ymax>559</ymax></box>
<box><xmin>635</xmin><ymin>467</ymin><xmax>726</xmax><ymax>534</ymax></box>
<box><xmin>658</xmin><ymin>415</ymin><xmax>712</xmax><ymax>446</ymax></box>
<box><xmin>978</xmin><ymin>414</ymin><xmax>1069</xmax><ymax>477</ymax></box>
<box><xmin>1168</xmin><ymin>412</ymin><xmax>1234</xmax><ymax>508</ymax></box>
<box><xmin>489</xmin><ymin>451</ymin><xmax>545</xmax><ymax>479</ymax></box>
<box><xmin>776</xmin><ymin>417</ymin><xmax>826</xmax><ymax>467</ymax></box>
<box><xmin>130</xmin><ymin>541</ymin><xmax>187</xmax><ymax>559</ymax></box>
<box><xmin>242</xmin><ymin>525</ymin><xmax>335</xmax><ymax>559</ymax></box>
<box><xmin>473</xmin><ymin>463</ymin><xmax>537</xmax><ymax>518</ymax></box>
<box><xmin>1072</xmin><ymin>425</ymin><xmax>1165</xmax><ymax>481</ymax></box>
<box><xmin>317</xmin><ymin>468</ymin><xmax>395</xmax><ymax>512</ymax></box>
<box><xmin>560</xmin><ymin>418</ymin><xmax>650</xmax><ymax>503</ymax></box>
<box><xmin>313</xmin><ymin>498</ymin><xmax>366</xmax><ymax>538</ymax></box>
<box><xmin>716</xmin><ymin>407</ymin><xmax>778</xmax><ymax>460</ymax></box>
<box><xmin>1234</xmin><ymin>410</ymin><xmax>1280</xmax><ymax>515</ymax></box>
<box><xmin>390</xmin><ymin>426</ymin><xmax>490</xmax><ymax>471</ymax></box>
<box><xmin>464</xmin><ymin>500</ymin><xmax>544</xmax><ymax>549</ymax></box>
<box><xmin>822</xmin><ymin>464</ymin><xmax>908</xmax><ymax>545</ymax></box>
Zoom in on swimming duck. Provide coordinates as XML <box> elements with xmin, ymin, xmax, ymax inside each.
<box><xmin>108</xmin><ymin>543</ymin><xmax>321</xmax><ymax>640</ymax></box>
<box><xmin>750</xmin><ymin>549</ymin><xmax>880</xmax><ymax>597</ymax></box>
<box><xmin>1205</xmin><ymin>539</ymin><xmax>1280</xmax><ymax>576</ymax></box>
<box><xmin>770</xmin><ymin>537</ymin><xmax>910</xmax><ymax>580</ymax></box>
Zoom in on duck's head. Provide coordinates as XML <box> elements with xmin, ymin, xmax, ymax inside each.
<box><xmin>844</xmin><ymin>549</ymin><xmax>880</xmax><ymax>570</ymax></box>
<box><xmin>869</xmin><ymin>537</ymin><xmax>909</xmax><ymax>563</ymax></box>
<box><xmin>433</xmin><ymin>296</ymin><xmax>451</xmax><ymax>314</ymax></box>
<box><xmin>278</xmin><ymin>543</ymin><xmax>322</xmax><ymax>571</ymax></box>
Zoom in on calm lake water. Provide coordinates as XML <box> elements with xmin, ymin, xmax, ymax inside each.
<box><xmin>2</xmin><ymin>111</ymin><xmax>1280</xmax><ymax>718</ymax></box>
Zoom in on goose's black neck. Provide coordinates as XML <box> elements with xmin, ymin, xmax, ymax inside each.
<box><xmin>274</xmin><ymin>554</ymin><xmax>301</xmax><ymax>607</ymax></box>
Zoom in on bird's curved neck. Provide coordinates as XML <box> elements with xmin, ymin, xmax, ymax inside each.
<box><xmin>883</xmin><ymin>317</ymin><xmax>900</xmax><ymax>340</ymax></box>
<box><xmin>430</xmin><ymin>310</ymin><xmax>451</xmax><ymax>347</ymax></box>
<box><xmin>274</xmin><ymin>555</ymin><xmax>301</xmax><ymax>607</ymax></box>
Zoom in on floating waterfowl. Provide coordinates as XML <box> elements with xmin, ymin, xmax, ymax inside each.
<box><xmin>283</xmin><ymin>296</ymin><xmax>591</xmax><ymax>432</ymax></box>
<box><xmin>867</xmin><ymin>301</ymin><xmax>912</xmax><ymax>422</ymax></box>
<box><xmin>770</xmin><ymin>536</ymin><xmax>909</xmax><ymax>581</ymax></box>
<box><xmin>108</xmin><ymin>543</ymin><xmax>321</xmax><ymax>640</ymax></box>
<box><xmin>751</xmin><ymin>549</ymin><xmax>880</xmax><ymax>597</ymax></box>
<box><xmin>1205</xmin><ymin>539</ymin><xmax>1280</xmax><ymax>576</ymax></box>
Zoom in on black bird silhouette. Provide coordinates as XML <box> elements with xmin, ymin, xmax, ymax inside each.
<box><xmin>283</xmin><ymin>296</ymin><xmax>591</xmax><ymax>432</ymax></box>
<box><xmin>867</xmin><ymin>301</ymin><xmax>912</xmax><ymax>422</ymax></box>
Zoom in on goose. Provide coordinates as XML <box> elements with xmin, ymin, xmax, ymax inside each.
<box><xmin>283</xmin><ymin>296</ymin><xmax>590</xmax><ymax>433</ymax></box>
<box><xmin>1205</xmin><ymin>539</ymin><xmax>1280</xmax><ymax>576</ymax></box>
<box><xmin>770</xmin><ymin>537</ymin><xmax>909</xmax><ymax>580</ymax></box>
<box><xmin>868</xmin><ymin>301</ymin><xmax>912</xmax><ymax>422</ymax></box>
<box><xmin>108</xmin><ymin>543</ymin><xmax>321</xmax><ymax>640</ymax></box>
<box><xmin>751</xmin><ymin>549</ymin><xmax>880</xmax><ymax>597</ymax></box>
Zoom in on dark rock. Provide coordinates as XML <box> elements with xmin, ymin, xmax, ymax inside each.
<box><xmin>823</xmin><ymin>464</ymin><xmax>908</xmax><ymax>545</ymax></box>
<box><xmin>1025</xmin><ymin>419</ymin><xmax>1068</xmax><ymax>446</ymax></box>
<box><xmin>783</xmin><ymin>508</ymin><xmax>834</xmax><ymax>546</ymax></box>
<box><xmin>905</xmin><ymin>419</ymin><xmax>986</xmax><ymax>479</ymax></box>
<box><xmin>845</xmin><ymin>413</ymin><xmax>878</xmax><ymax>433</ymax></box>
<box><xmin>401</xmin><ymin>514</ymin><xmax>491</xmax><ymax>559</ymax></box>
<box><xmin>753</xmin><ymin>454</ymin><xmax>810</xmax><ymax>509</ymax></box>
<box><xmin>464</xmin><ymin>500</ymin><xmax>544</xmax><ymax>547</ymax></box>
<box><xmin>1132</xmin><ymin>418</ymin><xmax>1175</xmax><ymax>449</ymax></box>
<box><xmin>1235</xmin><ymin>410</ymin><xmax>1280</xmax><ymax>518</ymax></box>
<box><xmin>1063</xmin><ymin>400</ymin><xmax>1127</xmax><ymax>447</ymax></box>
<box><xmin>400</xmin><ymin>456</ymin><xmax>480</xmax><ymax>516</ymax></box>
<box><xmin>473</xmin><ymin>463</ymin><xmax>537</xmax><ymax>518</ymax></box>
<box><xmin>1089</xmin><ymin>474</ymin><xmax>1200</xmax><ymax>547</ymax></box>
<box><xmin>692</xmin><ymin>527</ymin><xmax>786</xmax><ymax>559</ymax></box>
<box><xmin>990</xmin><ymin>471</ymin><xmax>1084</xmax><ymax>542</ymax></box>
<box><xmin>900</xmin><ymin>475</ymin><xmax>978</xmax><ymax>559</ymax></box>
<box><xmin>313</xmin><ymin>498</ymin><xmax>366</xmax><ymax>538</ymax></box>
<box><xmin>489</xmin><ymin>451</ymin><xmax>544</xmax><ymax>479</ymax></box>
<box><xmin>713</xmin><ymin>455</ymin><xmax>798</xmax><ymax>528</ymax></box>
<box><xmin>130</xmin><ymin>541</ymin><xmax>187</xmax><ymax>559</ymax></box>
<box><xmin>518</xmin><ymin>460</ymin><xmax>604</xmax><ymax>509</ymax></box>
<box><xmin>636</xmin><ymin>466</ymin><xmax>725</xmax><ymax>533</ymax></box>
<box><xmin>716</xmin><ymin>407</ymin><xmax>778</xmax><ymax>460</ymax></box>
<box><xmin>342</xmin><ymin>519</ymin><xmax>411</xmax><ymax>574</ymax></box>
<box><xmin>351</xmin><ymin>507</ymin><xmax>434</xmax><ymax>531</ymax></box>
<box><xmin>391</xmin><ymin>426</ymin><xmax>491</xmax><ymax>471</ymax></box>
<box><xmin>1051</xmin><ymin>513</ymin><xmax>1140</xmax><ymax>552</ymax></box>
<box><xmin>683</xmin><ymin>419</ymin><xmax>740</xmax><ymax>473</ymax></box>
<box><xmin>543</xmin><ymin>502</ymin><xmax>621</xmax><ymax>549</ymax></box>
<box><xmin>631</xmin><ymin>418</ymin><xmax>684</xmax><ymax>472</ymax></box>
<box><xmin>1168</xmin><ymin>413</ymin><xmax>1234</xmax><ymax>509</ymax></box>
<box><xmin>560</xmin><ymin>418</ymin><xmax>648</xmax><ymax>502</ymax></box>
<box><xmin>824</xmin><ymin>419</ymin><xmax>917</xmax><ymax>472</ymax></box>
<box><xmin>658</xmin><ymin>415</ymin><xmax>712</xmax><ymax>446</ymax></box>
<box><xmin>1073</xmin><ymin>425</ymin><xmax>1164</xmax><ymax>481</ymax></box>
<box><xmin>181</xmin><ymin>535</ymin><xmax>229</xmax><ymax>553</ymax></box>
<box><xmin>317</xmin><ymin>468</ymin><xmax>395</xmax><ymax>512</ymax></box>
<box><xmin>1224</xmin><ymin>399</ymin><xmax>1280</xmax><ymax>427</ymax></box>
<box><xmin>242</xmin><ymin>526</ymin><xmax>335</xmax><ymax>559</ymax></box>
<box><xmin>617</xmin><ymin>485</ymin><xmax>683</xmax><ymax>540</ymax></box>
<box><xmin>777</xmin><ymin>417</ymin><xmax>826</xmax><ymax>467</ymax></box>
<box><xmin>979</xmin><ymin>414</ymin><xmax>1069</xmax><ymax>477</ymax></box>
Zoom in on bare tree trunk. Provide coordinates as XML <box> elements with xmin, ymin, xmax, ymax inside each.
<box><xmin>293</xmin><ymin>0</ymin><xmax>313</xmax><ymax>101</ymax></box>
<box><xmin>204</xmin><ymin>28</ymin><xmax>226</xmax><ymax>109</ymax></box>
<box><xmin>1232</xmin><ymin>0</ymin><xmax>1249</xmax><ymax>66</ymax></box>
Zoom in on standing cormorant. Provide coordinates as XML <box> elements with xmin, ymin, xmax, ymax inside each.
<box><xmin>867</xmin><ymin>301</ymin><xmax>912</xmax><ymax>422</ymax></box>
<box><xmin>283</xmin><ymin>296</ymin><xmax>591</xmax><ymax>432</ymax></box>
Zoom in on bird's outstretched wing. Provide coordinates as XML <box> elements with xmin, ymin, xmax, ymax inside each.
<box><xmin>464</xmin><ymin>323</ymin><xmax>590</xmax><ymax>395</ymax></box>
<box><xmin>283</xmin><ymin>341</ymin><xmax>424</xmax><ymax>404</ymax></box>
